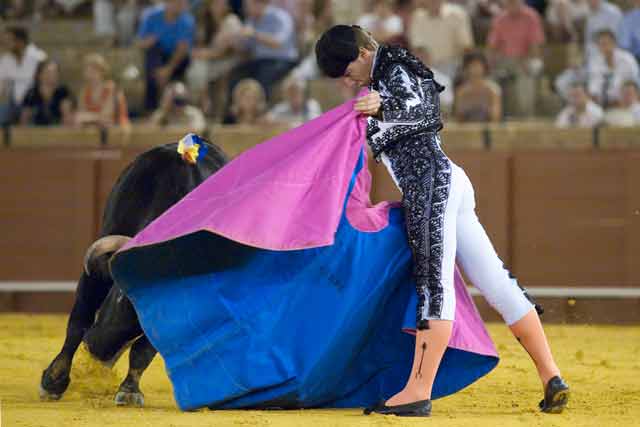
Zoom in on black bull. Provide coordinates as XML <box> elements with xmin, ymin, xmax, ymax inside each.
<box><xmin>40</xmin><ymin>142</ymin><xmax>228</xmax><ymax>406</ymax></box>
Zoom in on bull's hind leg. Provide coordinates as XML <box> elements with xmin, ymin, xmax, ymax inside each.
<box><xmin>40</xmin><ymin>272</ymin><xmax>111</xmax><ymax>400</ymax></box>
<box><xmin>115</xmin><ymin>335</ymin><xmax>157</xmax><ymax>407</ymax></box>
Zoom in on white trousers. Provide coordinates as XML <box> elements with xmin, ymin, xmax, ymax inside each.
<box><xmin>380</xmin><ymin>153</ymin><xmax>534</xmax><ymax>325</ymax></box>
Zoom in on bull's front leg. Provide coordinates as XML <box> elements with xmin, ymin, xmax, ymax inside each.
<box><xmin>40</xmin><ymin>272</ymin><xmax>112</xmax><ymax>400</ymax></box>
<box><xmin>115</xmin><ymin>335</ymin><xmax>157</xmax><ymax>406</ymax></box>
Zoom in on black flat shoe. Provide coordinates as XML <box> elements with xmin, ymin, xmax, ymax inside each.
<box><xmin>363</xmin><ymin>399</ymin><xmax>431</xmax><ymax>417</ymax></box>
<box><xmin>539</xmin><ymin>375</ymin><xmax>570</xmax><ymax>413</ymax></box>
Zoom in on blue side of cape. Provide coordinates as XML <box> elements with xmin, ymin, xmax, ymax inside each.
<box><xmin>111</xmin><ymin>149</ymin><xmax>498</xmax><ymax>411</ymax></box>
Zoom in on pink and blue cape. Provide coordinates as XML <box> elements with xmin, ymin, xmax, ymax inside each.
<box><xmin>110</xmin><ymin>96</ymin><xmax>498</xmax><ymax>411</ymax></box>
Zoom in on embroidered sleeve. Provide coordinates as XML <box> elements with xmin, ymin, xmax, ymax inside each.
<box><xmin>379</xmin><ymin>64</ymin><xmax>426</xmax><ymax>124</ymax></box>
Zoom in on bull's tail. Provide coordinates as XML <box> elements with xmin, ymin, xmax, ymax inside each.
<box><xmin>84</xmin><ymin>235</ymin><xmax>131</xmax><ymax>276</ymax></box>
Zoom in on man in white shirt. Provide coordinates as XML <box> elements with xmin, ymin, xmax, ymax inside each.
<box><xmin>408</xmin><ymin>0</ymin><xmax>474</xmax><ymax>77</ymax></box>
<box><xmin>586</xmin><ymin>30</ymin><xmax>640</xmax><ymax>108</ymax></box>
<box><xmin>584</xmin><ymin>0</ymin><xmax>622</xmax><ymax>58</ymax></box>
<box><xmin>0</xmin><ymin>27</ymin><xmax>47</xmax><ymax>125</ymax></box>
<box><xmin>556</xmin><ymin>81</ymin><xmax>604</xmax><ymax>127</ymax></box>
<box><xmin>604</xmin><ymin>80</ymin><xmax>640</xmax><ymax>126</ymax></box>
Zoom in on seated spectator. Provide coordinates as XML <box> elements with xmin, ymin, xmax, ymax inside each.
<box><xmin>488</xmin><ymin>0</ymin><xmax>545</xmax><ymax>117</ymax></box>
<box><xmin>555</xmin><ymin>81</ymin><xmax>604</xmax><ymax>127</ymax></box>
<box><xmin>453</xmin><ymin>51</ymin><xmax>502</xmax><ymax>122</ymax></box>
<box><xmin>586</xmin><ymin>30</ymin><xmax>639</xmax><ymax>109</ymax></box>
<box><xmin>223</xmin><ymin>78</ymin><xmax>268</xmax><ymax>125</ymax></box>
<box><xmin>188</xmin><ymin>0</ymin><xmax>242</xmax><ymax>109</ymax></box>
<box><xmin>554</xmin><ymin>43</ymin><xmax>588</xmax><ymax>101</ymax></box>
<box><xmin>94</xmin><ymin>0</ymin><xmax>141</xmax><ymax>46</ymax></box>
<box><xmin>408</xmin><ymin>0</ymin><xmax>474</xmax><ymax>77</ymax></box>
<box><xmin>0</xmin><ymin>26</ymin><xmax>47</xmax><ymax>125</ymax></box>
<box><xmin>604</xmin><ymin>80</ymin><xmax>640</xmax><ymax>126</ymax></box>
<box><xmin>395</xmin><ymin>0</ymin><xmax>416</xmax><ymax>34</ymax></box>
<box><xmin>331</xmin><ymin>0</ymin><xmax>367</xmax><ymax>25</ymax></box>
<box><xmin>584</xmin><ymin>0</ymin><xmax>622</xmax><ymax>58</ymax></box>
<box><xmin>3</xmin><ymin>0</ymin><xmax>29</xmax><ymax>19</ymax></box>
<box><xmin>412</xmin><ymin>47</ymin><xmax>454</xmax><ymax>113</ymax></box>
<box><xmin>48</xmin><ymin>0</ymin><xmax>90</xmax><ymax>15</ymax></box>
<box><xmin>20</xmin><ymin>60</ymin><xmax>74</xmax><ymax>127</ymax></box>
<box><xmin>136</xmin><ymin>0</ymin><xmax>196</xmax><ymax>111</ymax></box>
<box><xmin>76</xmin><ymin>53</ymin><xmax>130</xmax><ymax>128</ymax></box>
<box><xmin>617</xmin><ymin>0</ymin><xmax>640</xmax><ymax>63</ymax></box>
<box><xmin>6</xmin><ymin>0</ymin><xmax>90</xmax><ymax>19</ymax></box>
<box><xmin>264</xmin><ymin>76</ymin><xmax>322</xmax><ymax>127</ymax></box>
<box><xmin>356</xmin><ymin>0</ymin><xmax>404</xmax><ymax>45</ymax></box>
<box><xmin>196</xmin><ymin>0</ymin><xmax>243</xmax><ymax>53</ymax></box>
<box><xmin>226</xmin><ymin>0</ymin><xmax>299</xmax><ymax>103</ymax></box>
<box><xmin>150</xmin><ymin>81</ymin><xmax>206</xmax><ymax>132</ymax></box>
<box><xmin>311</xmin><ymin>0</ymin><xmax>335</xmax><ymax>42</ymax></box>
<box><xmin>545</xmin><ymin>0</ymin><xmax>589</xmax><ymax>42</ymax></box>
<box><xmin>271</xmin><ymin>0</ymin><xmax>315</xmax><ymax>48</ymax></box>
<box><xmin>472</xmin><ymin>0</ymin><xmax>503</xmax><ymax>44</ymax></box>
<box><xmin>235</xmin><ymin>1</ymin><xmax>327</xmax><ymax>94</ymax></box>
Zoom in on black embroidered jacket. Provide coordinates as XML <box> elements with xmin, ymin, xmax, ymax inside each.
<box><xmin>366</xmin><ymin>45</ymin><xmax>445</xmax><ymax>160</ymax></box>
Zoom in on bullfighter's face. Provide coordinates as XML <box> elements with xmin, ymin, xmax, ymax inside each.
<box><xmin>342</xmin><ymin>47</ymin><xmax>375</xmax><ymax>89</ymax></box>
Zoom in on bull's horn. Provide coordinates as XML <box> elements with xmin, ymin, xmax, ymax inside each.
<box><xmin>83</xmin><ymin>235</ymin><xmax>131</xmax><ymax>276</ymax></box>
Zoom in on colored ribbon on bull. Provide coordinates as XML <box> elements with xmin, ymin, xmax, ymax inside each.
<box><xmin>177</xmin><ymin>133</ymin><xmax>209</xmax><ymax>164</ymax></box>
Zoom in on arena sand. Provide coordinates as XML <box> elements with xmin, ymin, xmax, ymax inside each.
<box><xmin>1</xmin><ymin>314</ymin><xmax>638</xmax><ymax>427</ymax></box>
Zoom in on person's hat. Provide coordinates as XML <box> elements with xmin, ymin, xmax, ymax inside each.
<box><xmin>315</xmin><ymin>25</ymin><xmax>360</xmax><ymax>78</ymax></box>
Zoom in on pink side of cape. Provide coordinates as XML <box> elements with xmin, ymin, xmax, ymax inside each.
<box><xmin>121</xmin><ymin>97</ymin><xmax>366</xmax><ymax>253</ymax></box>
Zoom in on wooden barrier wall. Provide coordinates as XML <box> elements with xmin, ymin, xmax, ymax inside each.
<box><xmin>0</xmin><ymin>149</ymin><xmax>97</xmax><ymax>279</ymax></box>
<box><xmin>512</xmin><ymin>151</ymin><xmax>640</xmax><ymax>287</ymax></box>
<box><xmin>1</xmin><ymin>126</ymin><xmax>639</xmax><ymax>291</ymax></box>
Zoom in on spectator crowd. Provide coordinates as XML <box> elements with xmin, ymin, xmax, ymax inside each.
<box><xmin>1</xmin><ymin>0</ymin><xmax>640</xmax><ymax>132</ymax></box>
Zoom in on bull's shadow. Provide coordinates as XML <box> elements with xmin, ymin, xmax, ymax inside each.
<box><xmin>40</xmin><ymin>140</ymin><xmax>230</xmax><ymax>406</ymax></box>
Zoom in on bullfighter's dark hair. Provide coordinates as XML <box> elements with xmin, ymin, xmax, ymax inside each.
<box><xmin>315</xmin><ymin>25</ymin><xmax>378</xmax><ymax>78</ymax></box>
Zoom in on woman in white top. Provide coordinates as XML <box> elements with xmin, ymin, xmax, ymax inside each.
<box><xmin>188</xmin><ymin>0</ymin><xmax>243</xmax><ymax>110</ymax></box>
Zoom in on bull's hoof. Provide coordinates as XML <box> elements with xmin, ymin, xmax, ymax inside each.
<box><xmin>40</xmin><ymin>361</ymin><xmax>71</xmax><ymax>401</ymax></box>
<box><xmin>115</xmin><ymin>390</ymin><xmax>145</xmax><ymax>407</ymax></box>
<box><xmin>39</xmin><ymin>384</ymin><xmax>64</xmax><ymax>401</ymax></box>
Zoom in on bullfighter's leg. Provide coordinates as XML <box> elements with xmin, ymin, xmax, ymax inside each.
<box><xmin>367</xmin><ymin>135</ymin><xmax>459</xmax><ymax>413</ymax></box>
<box><xmin>40</xmin><ymin>271</ymin><xmax>112</xmax><ymax>400</ymax></box>
<box><xmin>453</xmin><ymin>163</ymin><xmax>569</xmax><ymax>413</ymax></box>
<box><xmin>114</xmin><ymin>335</ymin><xmax>157</xmax><ymax>407</ymax></box>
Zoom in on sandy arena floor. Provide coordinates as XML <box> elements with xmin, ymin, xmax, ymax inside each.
<box><xmin>1</xmin><ymin>314</ymin><xmax>638</xmax><ymax>427</ymax></box>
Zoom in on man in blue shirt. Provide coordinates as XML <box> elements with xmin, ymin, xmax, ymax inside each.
<box><xmin>226</xmin><ymin>0</ymin><xmax>299</xmax><ymax>107</ymax></box>
<box><xmin>618</xmin><ymin>0</ymin><xmax>640</xmax><ymax>62</ymax></box>
<box><xmin>136</xmin><ymin>0</ymin><xmax>195</xmax><ymax>111</ymax></box>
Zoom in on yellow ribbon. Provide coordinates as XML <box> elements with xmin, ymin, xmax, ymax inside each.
<box><xmin>177</xmin><ymin>136</ymin><xmax>201</xmax><ymax>164</ymax></box>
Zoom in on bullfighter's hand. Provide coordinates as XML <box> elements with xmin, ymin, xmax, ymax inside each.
<box><xmin>354</xmin><ymin>90</ymin><xmax>381</xmax><ymax>116</ymax></box>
